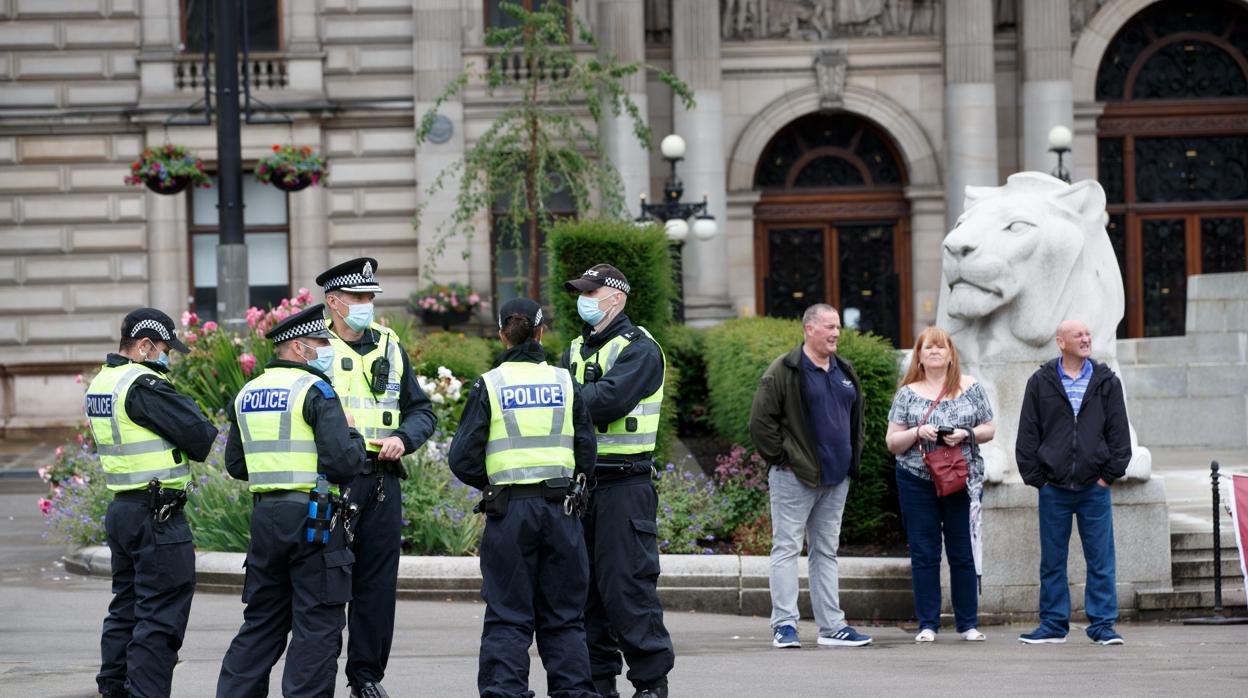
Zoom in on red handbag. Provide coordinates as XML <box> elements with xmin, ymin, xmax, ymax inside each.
<box><xmin>919</xmin><ymin>389</ymin><xmax>969</xmax><ymax>497</ymax></box>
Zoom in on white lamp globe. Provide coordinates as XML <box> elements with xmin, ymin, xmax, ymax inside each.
<box><xmin>664</xmin><ymin>218</ymin><xmax>689</xmax><ymax>242</ymax></box>
<box><xmin>692</xmin><ymin>214</ymin><xmax>717</xmax><ymax>241</ymax></box>
<box><xmin>1048</xmin><ymin>125</ymin><xmax>1073</xmax><ymax>150</ymax></box>
<box><xmin>660</xmin><ymin>134</ymin><xmax>687</xmax><ymax>160</ymax></box>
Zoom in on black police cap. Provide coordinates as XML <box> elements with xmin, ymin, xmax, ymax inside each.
<box><xmin>564</xmin><ymin>263</ymin><xmax>630</xmax><ymax>295</ymax></box>
<box><xmin>121</xmin><ymin>308</ymin><xmax>189</xmax><ymax>354</ymax></box>
<box><xmin>265</xmin><ymin>304</ymin><xmax>334</xmax><ymax>343</ymax></box>
<box><xmin>316</xmin><ymin>257</ymin><xmax>383</xmax><ymax>294</ymax></box>
<box><xmin>497</xmin><ymin>297</ymin><xmax>544</xmax><ymax>329</ymax></box>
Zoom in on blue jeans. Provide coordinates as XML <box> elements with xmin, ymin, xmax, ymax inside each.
<box><xmin>896</xmin><ymin>467</ymin><xmax>978</xmax><ymax>633</ymax></box>
<box><xmin>1037</xmin><ymin>483</ymin><xmax>1118</xmax><ymax>637</ymax></box>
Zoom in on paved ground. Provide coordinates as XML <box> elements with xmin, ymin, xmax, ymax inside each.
<box><xmin>3</xmin><ymin>479</ymin><xmax>1246</xmax><ymax>697</ymax></box>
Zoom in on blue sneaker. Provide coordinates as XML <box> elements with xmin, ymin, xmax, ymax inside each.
<box><xmin>817</xmin><ymin>626</ymin><xmax>873</xmax><ymax>647</ymax></box>
<box><xmin>1090</xmin><ymin>629</ymin><xmax>1125</xmax><ymax>646</ymax></box>
<box><xmin>772</xmin><ymin>624</ymin><xmax>801</xmax><ymax>648</ymax></box>
<box><xmin>1019</xmin><ymin>626</ymin><xmax>1067</xmax><ymax>644</ymax></box>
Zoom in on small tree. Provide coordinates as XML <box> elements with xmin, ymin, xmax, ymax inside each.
<box><xmin>415</xmin><ymin>1</ymin><xmax>694</xmax><ymax>301</ymax></box>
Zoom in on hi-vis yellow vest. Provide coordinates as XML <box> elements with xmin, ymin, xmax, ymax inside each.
<box><xmin>568</xmin><ymin>327</ymin><xmax>664</xmax><ymax>456</ymax></box>
<box><xmin>234</xmin><ymin>367</ymin><xmax>326</xmax><ymax>493</ymax></box>
<box><xmin>85</xmin><ymin>363</ymin><xmax>189</xmax><ymax>492</ymax></box>
<box><xmin>328</xmin><ymin>322</ymin><xmax>404</xmax><ymax>452</ymax></box>
<box><xmin>482</xmin><ymin>362</ymin><xmax>576</xmax><ymax>486</ymax></box>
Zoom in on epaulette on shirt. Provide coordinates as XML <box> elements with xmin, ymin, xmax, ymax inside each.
<box><xmin>136</xmin><ymin>374</ymin><xmax>162</xmax><ymax>389</ymax></box>
<box><xmin>313</xmin><ymin>380</ymin><xmax>337</xmax><ymax>399</ymax></box>
<box><xmin>621</xmin><ymin>328</ymin><xmax>642</xmax><ymax>341</ymax></box>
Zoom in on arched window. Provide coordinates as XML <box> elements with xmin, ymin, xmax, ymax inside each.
<box><xmin>1096</xmin><ymin>0</ymin><xmax>1248</xmax><ymax>337</ymax></box>
<box><xmin>753</xmin><ymin>113</ymin><xmax>911</xmax><ymax>347</ymax></box>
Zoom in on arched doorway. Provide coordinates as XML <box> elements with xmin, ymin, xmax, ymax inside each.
<box><xmin>753</xmin><ymin>112</ymin><xmax>911</xmax><ymax>347</ymax></box>
<box><xmin>1096</xmin><ymin>0</ymin><xmax>1248</xmax><ymax>337</ymax></box>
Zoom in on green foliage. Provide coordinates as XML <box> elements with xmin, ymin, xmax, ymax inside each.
<box><xmin>703</xmin><ymin>317</ymin><xmax>902</xmax><ymax>544</ymax></box>
<box><xmin>654</xmin><ymin>463</ymin><xmax>728</xmax><ymax>554</ymax></box>
<box><xmin>657</xmin><ymin>324</ymin><xmax>710</xmax><ymax>434</ymax></box>
<box><xmin>413</xmin><ymin>0</ymin><xmax>694</xmax><ymax>291</ymax></box>
<box><xmin>255</xmin><ymin>144</ymin><xmax>326</xmax><ymax>188</ymax></box>
<box><xmin>123</xmin><ymin>143</ymin><xmax>211</xmax><ymax>190</ymax></box>
<box><xmin>547</xmin><ymin>219</ymin><xmax>674</xmax><ymax>340</ymax></box>
<box><xmin>710</xmin><ymin>444</ymin><xmax>770</xmax><ymax>537</ymax></box>
<box><xmin>185</xmin><ymin>459</ymin><xmax>252</xmax><ymax>553</ymax></box>
<box><xmin>410</xmin><ymin>282</ymin><xmax>483</xmax><ymax>314</ymax></box>
<box><xmin>410</xmin><ymin>331</ymin><xmax>496</xmax><ymax>383</ymax></box>
<box><xmin>43</xmin><ymin>473</ymin><xmax>110</xmax><ymax>547</ymax></box>
<box><xmin>399</xmin><ymin>441</ymin><xmax>484</xmax><ymax>556</ymax></box>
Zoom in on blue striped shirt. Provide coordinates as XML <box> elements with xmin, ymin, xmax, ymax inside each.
<box><xmin>1058</xmin><ymin>358</ymin><xmax>1093</xmax><ymax>414</ymax></box>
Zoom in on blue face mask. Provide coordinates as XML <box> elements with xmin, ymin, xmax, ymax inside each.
<box><xmin>154</xmin><ymin>351</ymin><xmax>170</xmax><ymax>368</ymax></box>
<box><xmin>305</xmin><ymin>344</ymin><xmax>335</xmax><ymax>374</ymax></box>
<box><xmin>577</xmin><ymin>295</ymin><xmax>606</xmax><ymax>326</ymax></box>
<box><xmin>341</xmin><ymin>302</ymin><xmax>374</xmax><ymax>332</ymax></box>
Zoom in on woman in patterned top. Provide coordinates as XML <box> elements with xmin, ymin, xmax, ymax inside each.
<box><xmin>885</xmin><ymin>326</ymin><xmax>995</xmax><ymax>643</ymax></box>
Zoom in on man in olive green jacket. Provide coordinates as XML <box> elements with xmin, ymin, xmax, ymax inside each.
<box><xmin>748</xmin><ymin>304</ymin><xmax>869</xmax><ymax>649</ymax></box>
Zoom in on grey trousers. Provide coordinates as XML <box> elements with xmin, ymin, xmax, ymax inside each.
<box><xmin>768</xmin><ymin>467</ymin><xmax>850</xmax><ymax>635</ymax></box>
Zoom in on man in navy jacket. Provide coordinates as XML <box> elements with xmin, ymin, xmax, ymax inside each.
<box><xmin>1016</xmin><ymin>319</ymin><xmax>1131</xmax><ymax>646</ymax></box>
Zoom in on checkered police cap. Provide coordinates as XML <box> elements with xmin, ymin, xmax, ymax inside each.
<box><xmin>266</xmin><ymin>304</ymin><xmax>334</xmax><ymax>343</ymax></box>
<box><xmin>564</xmin><ymin>263</ymin><xmax>630</xmax><ymax>295</ymax></box>
<box><xmin>316</xmin><ymin>257</ymin><xmax>383</xmax><ymax>294</ymax></box>
<box><xmin>121</xmin><ymin>308</ymin><xmax>189</xmax><ymax>353</ymax></box>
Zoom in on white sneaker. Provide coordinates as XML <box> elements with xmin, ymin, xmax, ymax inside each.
<box><xmin>915</xmin><ymin>628</ymin><xmax>936</xmax><ymax>643</ymax></box>
<box><xmin>961</xmin><ymin>628</ymin><xmax>986</xmax><ymax>641</ymax></box>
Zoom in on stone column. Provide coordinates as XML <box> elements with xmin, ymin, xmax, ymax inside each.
<box><xmin>1020</xmin><ymin>0</ymin><xmax>1074</xmax><ymax>174</ymax></box>
<box><xmin>671</xmin><ymin>0</ymin><xmax>732</xmax><ymax>325</ymax></box>
<box><xmin>597</xmin><ymin>0</ymin><xmax>651</xmax><ymax>213</ymax></box>
<box><xmin>943</xmin><ymin>0</ymin><xmax>998</xmax><ymax>226</ymax></box>
<box><xmin>414</xmin><ymin>0</ymin><xmax>479</xmax><ymax>289</ymax></box>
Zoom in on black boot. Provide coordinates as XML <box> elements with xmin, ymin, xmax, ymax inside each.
<box><xmin>632</xmin><ymin>686</ymin><xmax>668</xmax><ymax>698</ymax></box>
<box><xmin>350</xmin><ymin>681</ymin><xmax>391</xmax><ymax>698</ymax></box>
<box><xmin>593</xmin><ymin>676</ymin><xmax>621</xmax><ymax>698</ymax></box>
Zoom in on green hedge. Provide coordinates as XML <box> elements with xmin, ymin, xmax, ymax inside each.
<box><xmin>704</xmin><ymin>317</ymin><xmax>902</xmax><ymax>544</ymax></box>
<box><xmin>657</xmin><ymin>324</ymin><xmax>710</xmax><ymax>434</ymax></box>
<box><xmin>410</xmin><ymin>331</ymin><xmax>496</xmax><ymax>382</ymax></box>
<box><xmin>546</xmin><ymin>218</ymin><xmax>673</xmax><ymax>340</ymax></box>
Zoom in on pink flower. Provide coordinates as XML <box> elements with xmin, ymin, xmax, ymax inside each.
<box><xmin>468</xmin><ymin>294</ymin><xmax>480</xmax><ymax>305</ymax></box>
<box><xmin>202</xmin><ymin>321</ymin><xmax>219</xmax><ymax>332</ymax></box>
<box><xmin>54</xmin><ymin>446</ymin><xmax>63</xmax><ymax>457</ymax></box>
<box><xmin>37</xmin><ymin>466</ymin><xmax>49</xmax><ymax>482</ymax></box>
<box><xmin>239</xmin><ymin>352</ymin><xmax>257</xmax><ymax>375</ymax></box>
<box><xmin>76</xmin><ymin>433</ymin><xmax>84</xmax><ymax>444</ymax></box>
<box><xmin>75</xmin><ymin>373</ymin><xmax>84</xmax><ymax>384</ymax></box>
<box><xmin>245</xmin><ymin>307</ymin><xmax>264</xmax><ymax>329</ymax></box>
<box><xmin>38</xmin><ymin>498</ymin><xmax>52</xmax><ymax>516</ymax></box>
<box><xmin>185</xmin><ymin>331</ymin><xmax>197</xmax><ymax>343</ymax></box>
<box><xmin>181</xmin><ymin>311</ymin><xmax>199</xmax><ymax>327</ymax></box>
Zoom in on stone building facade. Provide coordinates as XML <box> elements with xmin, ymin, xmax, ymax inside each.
<box><xmin>2</xmin><ymin>0</ymin><xmax>1247</xmax><ymax>432</ymax></box>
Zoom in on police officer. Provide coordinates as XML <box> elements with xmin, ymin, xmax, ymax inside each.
<box><xmin>561</xmin><ymin>265</ymin><xmax>675</xmax><ymax>698</ymax></box>
<box><xmin>87</xmin><ymin>308</ymin><xmax>219</xmax><ymax>698</ymax></box>
<box><xmin>448</xmin><ymin>298</ymin><xmax>598</xmax><ymax>698</ymax></box>
<box><xmin>315</xmin><ymin>257</ymin><xmax>436</xmax><ymax>698</ymax></box>
<box><xmin>216</xmin><ymin>303</ymin><xmax>369</xmax><ymax>698</ymax></box>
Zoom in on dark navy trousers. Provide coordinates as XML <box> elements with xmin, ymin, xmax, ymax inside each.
<box><xmin>478</xmin><ymin>496</ymin><xmax>596</xmax><ymax>698</ymax></box>
<box><xmin>216</xmin><ymin>498</ymin><xmax>354</xmax><ymax>698</ymax></box>
<box><xmin>98</xmin><ymin>498</ymin><xmax>195</xmax><ymax>698</ymax></box>
<box><xmin>583</xmin><ymin>478</ymin><xmax>674</xmax><ymax>692</ymax></box>
<box><xmin>896</xmin><ymin>467</ymin><xmax>978</xmax><ymax>633</ymax></box>
<box><xmin>345</xmin><ymin>469</ymin><xmax>402</xmax><ymax>688</ymax></box>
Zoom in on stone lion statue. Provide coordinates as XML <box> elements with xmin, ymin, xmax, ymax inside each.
<box><xmin>936</xmin><ymin>172</ymin><xmax>1152</xmax><ymax>482</ymax></box>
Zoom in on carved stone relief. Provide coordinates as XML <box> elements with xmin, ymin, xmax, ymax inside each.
<box><xmin>813</xmin><ymin>49</ymin><xmax>849</xmax><ymax>110</ymax></box>
<box><xmin>720</xmin><ymin>0</ymin><xmax>942</xmax><ymax>40</ymax></box>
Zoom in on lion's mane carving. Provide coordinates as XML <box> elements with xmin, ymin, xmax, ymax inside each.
<box><xmin>936</xmin><ymin>172</ymin><xmax>1151</xmax><ymax>482</ymax></box>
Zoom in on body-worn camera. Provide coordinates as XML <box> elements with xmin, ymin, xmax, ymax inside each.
<box><xmin>370</xmin><ymin>357</ymin><xmax>390</xmax><ymax>394</ymax></box>
<box><xmin>582</xmin><ymin>361</ymin><xmax>602</xmax><ymax>383</ymax></box>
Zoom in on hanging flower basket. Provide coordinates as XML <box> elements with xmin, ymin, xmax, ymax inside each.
<box><xmin>256</xmin><ymin>144</ymin><xmax>326</xmax><ymax>192</ymax></box>
<box><xmin>124</xmin><ymin>144</ymin><xmax>211</xmax><ymax>195</ymax></box>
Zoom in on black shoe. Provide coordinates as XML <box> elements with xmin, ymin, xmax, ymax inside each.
<box><xmin>350</xmin><ymin>682</ymin><xmax>391</xmax><ymax>698</ymax></box>
<box><xmin>594</xmin><ymin>677</ymin><xmax>620</xmax><ymax>698</ymax></box>
<box><xmin>632</xmin><ymin>687</ymin><xmax>668</xmax><ymax>698</ymax></box>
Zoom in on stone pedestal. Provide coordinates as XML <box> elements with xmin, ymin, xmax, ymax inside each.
<box><xmin>944</xmin><ymin>480</ymin><xmax>1173</xmax><ymax>622</ymax></box>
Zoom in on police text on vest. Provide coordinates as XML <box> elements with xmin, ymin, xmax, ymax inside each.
<box><xmin>500</xmin><ymin>384</ymin><xmax>565</xmax><ymax>409</ymax></box>
<box><xmin>240</xmin><ymin>388</ymin><xmax>291</xmax><ymax>412</ymax></box>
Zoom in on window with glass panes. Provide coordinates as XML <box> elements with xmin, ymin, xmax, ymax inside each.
<box><xmin>181</xmin><ymin>0</ymin><xmax>280</xmax><ymax>53</ymax></box>
<box><xmin>491</xmin><ymin>185</ymin><xmax>575</xmax><ymax>308</ymax></box>
<box><xmin>189</xmin><ymin>174</ymin><xmax>291</xmax><ymax>321</ymax></box>
<box><xmin>485</xmin><ymin>0</ymin><xmax>571</xmax><ymax>30</ymax></box>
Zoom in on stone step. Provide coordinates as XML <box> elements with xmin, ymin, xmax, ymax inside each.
<box><xmin>1170</xmin><ymin>530</ymin><xmax>1240</xmax><ymax>553</ymax></box>
<box><xmin>1136</xmin><ymin>586</ymin><xmax>1247</xmax><ymax>611</ymax></box>
<box><xmin>1172</xmin><ymin>558</ymin><xmax>1245</xmax><ymax>582</ymax></box>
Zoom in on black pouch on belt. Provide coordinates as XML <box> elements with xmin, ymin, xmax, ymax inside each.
<box><xmin>541</xmin><ymin>477</ymin><xmax>571</xmax><ymax>502</ymax></box>
<box><xmin>476</xmin><ymin>485</ymin><xmax>509</xmax><ymax>518</ymax></box>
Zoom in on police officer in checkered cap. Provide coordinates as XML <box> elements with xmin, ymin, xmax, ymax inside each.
<box><xmin>561</xmin><ymin>264</ymin><xmax>674</xmax><ymax>698</ymax></box>
<box><xmin>85</xmin><ymin>308</ymin><xmax>218</xmax><ymax>698</ymax></box>
<box><xmin>218</xmin><ymin>303</ymin><xmax>369</xmax><ymax>697</ymax></box>
<box><xmin>315</xmin><ymin>257</ymin><xmax>436</xmax><ymax>698</ymax></box>
<box><xmin>449</xmin><ymin>296</ymin><xmax>599</xmax><ymax>697</ymax></box>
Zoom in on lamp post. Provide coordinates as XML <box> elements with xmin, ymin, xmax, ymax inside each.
<box><xmin>635</xmin><ymin>134</ymin><xmax>718</xmax><ymax>322</ymax></box>
<box><xmin>1048</xmin><ymin>125</ymin><xmax>1073</xmax><ymax>184</ymax></box>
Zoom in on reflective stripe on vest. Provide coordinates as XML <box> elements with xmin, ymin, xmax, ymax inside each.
<box><xmin>568</xmin><ymin>326</ymin><xmax>665</xmax><ymax>455</ymax></box>
<box><xmin>84</xmin><ymin>364</ymin><xmax>188</xmax><ymax>492</ymax></box>
<box><xmin>234</xmin><ymin>368</ymin><xmax>325</xmax><ymax>493</ymax></box>
<box><xmin>328</xmin><ymin>323</ymin><xmax>404</xmax><ymax>453</ymax></box>
<box><xmin>482</xmin><ymin>362</ymin><xmax>576</xmax><ymax>486</ymax></box>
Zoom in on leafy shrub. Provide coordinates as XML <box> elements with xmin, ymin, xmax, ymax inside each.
<box><xmin>184</xmin><ymin>422</ymin><xmax>251</xmax><ymax>553</ymax></box>
<box><xmin>410</xmin><ymin>331</ymin><xmax>495</xmax><ymax>382</ymax></box>
<box><xmin>657</xmin><ymin>324</ymin><xmax>709</xmax><ymax>435</ymax></box>
<box><xmin>730</xmin><ymin>512</ymin><xmax>772</xmax><ymax>556</ymax></box>
<box><xmin>711</xmin><ymin>444</ymin><xmax>769</xmax><ymax>536</ymax></box>
<box><xmin>547</xmin><ymin>219</ymin><xmax>673</xmax><ymax>341</ymax></box>
<box><xmin>399</xmin><ymin>440</ymin><xmax>484</xmax><ymax>556</ymax></box>
<box><xmin>703</xmin><ymin>317</ymin><xmax>902</xmax><ymax>545</ymax></box>
<box><xmin>654</xmin><ymin>463</ymin><xmax>728</xmax><ymax>554</ymax></box>
<box><xmin>43</xmin><ymin>474</ymin><xmax>110</xmax><ymax>546</ymax></box>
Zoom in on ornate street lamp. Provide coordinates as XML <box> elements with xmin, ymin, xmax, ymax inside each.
<box><xmin>1048</xmin><ymin>125</ymin><xmax>1073</xmax><ymax>184</ymax></box>
<box><xmin>635</xmin><ymin>134</ymin><xmax>718</xmax><ymax>322</ymax></box>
